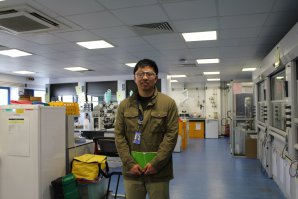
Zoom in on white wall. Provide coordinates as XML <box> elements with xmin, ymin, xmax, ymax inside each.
<box><xmin>170</xmin><ymin>87</ymin><xmax>205</xmax><ymax>117</ymax></box>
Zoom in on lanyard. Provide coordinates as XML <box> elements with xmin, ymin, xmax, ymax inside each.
<box><xmin>136</xmin><ymin>100</ymin><xmax>143</xmax><ymax>132</ymax></box>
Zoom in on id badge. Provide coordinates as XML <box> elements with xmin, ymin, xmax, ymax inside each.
<box><xmin>133</xmin><ymin>131</ymin><xmax>141</xmax><ymax>144</ymax></box>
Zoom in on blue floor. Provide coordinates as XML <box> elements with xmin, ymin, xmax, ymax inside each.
<box><xmin>109</xmin><ymin>137</ymin><xmax>285</xmax><ymax>199</ymax></box>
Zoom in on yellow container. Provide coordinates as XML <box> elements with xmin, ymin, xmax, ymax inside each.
<box><xmin>49</xmin><ymin>102</ymin><xmax>80</xmax><ymax>115</ymax></box>
<box><xmin>189</xmin><ymin>121</ymin><xmax>205</xmax><ymax>138</ymax></box>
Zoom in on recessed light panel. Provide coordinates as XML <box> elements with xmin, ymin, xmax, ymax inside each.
<box><xmin>276</xmin><ymin>76</ymin><xmax>284</xmax><ymax>79</ymax></box>
<box><xmin>203</xmin><ymin>71</ymin><xmax>220</xmax><ymax>75</ymax></box>
<box><xmin>125</xmin><ymin>63</ymin><xmax>136</xmax><ymax>67</ymax></box>
<box><xmin>0</xmin><ymin>49</ymin><xmax>32</xmax><ymax>57</ymax></box>
<box><xmin>197</xmin><ymin>58</ymin><xmax>219</xmax><ymax>64</ymax></box>
<box><xmin>76</xmin><ymin>40</ymin><xmax>114</xmax><ymax>49</ymax></box>
<box><xmin>170</xmin><ymin>80</ymin><xmax>178</xmax><ymax>83</ymax></box>
<box><xmin>242</xmin><ymin>68</ymin><xmax>256</xmax><ymax>71</ymax></box>
<box><xmin>182</xmin><ymin>31</ymin><xmax>217</xmax><ymax>42</ymax></box>
<box><xmin>171</xmin><ymin>75</ymin><xmax>186</xmax><ymax>78</ymax></box>
<box><xmin>207</xmin><ymin>78</ymin><xmax>220</xmax><ymax>81</ymax></box>
<box><xmin>13</xmin><ymin>71</ymin><xmax>35</xmax><ymax>74</ymax></box>
<box><xmin>64</xmin><ymin>67</ymin><xmax>89</xmax><ymax>71</ymax></box>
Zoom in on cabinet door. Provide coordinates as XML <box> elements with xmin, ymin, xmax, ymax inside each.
<box><xmin>189</xmin><ymin>121</ymin><xmax>204</xmax><ymax>138</ymax></box>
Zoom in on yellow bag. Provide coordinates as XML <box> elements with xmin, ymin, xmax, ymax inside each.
<box><xmin>71</xmin><ymin>154</ymin><xmax>108</xmax><ymax>181</ymax></box>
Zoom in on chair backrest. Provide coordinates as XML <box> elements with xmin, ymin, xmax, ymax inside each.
<box><xmin>93</xmin><ymin>137</ymin><xmax>119</xmax><ymax>157</ymax></box>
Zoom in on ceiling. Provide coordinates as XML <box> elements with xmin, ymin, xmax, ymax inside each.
<box><xmin>0</xmin><ymin>0</ymin><xmax>297</xmax><ymax>84</ymax></box>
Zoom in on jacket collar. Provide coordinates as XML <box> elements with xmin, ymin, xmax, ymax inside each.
<box><xmin>129</xmin><ymin>87</ymin><xmax>158</xmax><ymax>107</ymax></box>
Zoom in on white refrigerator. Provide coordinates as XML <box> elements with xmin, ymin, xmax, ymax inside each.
<box><xmin>0</xmin><ymin>105</ymin><xmax>66</xmax><ymax>199</ymax></box>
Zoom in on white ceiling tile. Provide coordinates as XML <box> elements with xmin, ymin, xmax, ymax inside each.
<box><xmin>45</xmin><ymin>43</ymin><xmax>83</xmax><ymax>52</ymax></box>
<box><xmin>185</xmin><ymin>40</ymin><xmax>219</xmax><ymax>48</ymax></box>
<box><xmin>220</xmin><ymin>46</ymin><xmax>257</xmax><ymax>59</ymax></box>
<box><xmin>110</xmin><ymin>37</ymin><xmax>147</xmax><ymax>47</ymax></box>
<box><xmin>258</xmin><ymin>26</ymin><xmax>290</xmax><ymax>42</ymax></box>
<box><xmin>220</xmin><ymin>27</ymin><xmax>261</xmax><ymax>39</ymax></box>
<box><xmin>172</xmin><ymin>18</ymin><xmax>218</xmax><ymax>32</ymax></box>
<box><xmin>163</xmin><ymin>0</ymin><xmax>217</xmax><ymax>20</ymax></box>
<box><xmin>219</xmin><ymin>38</ymin><xmax>258</xmax><ymax>47</ymax></box>
<box><xmin>111</xmin><ymin>5</ymin><xmax>168</xmax><ymax>25</ymax></box>
<box><xmin>37</xmin><ymin>0</ymin><xmax>105</xmax><ymax>16</ymax></box>
<box><xmin>20</xmin><ymin>33</ymin><xmax>68</xmax><ymax>45</ymax></box>
<box><xmin>53</xmin><ymin>30</ymin><xmax>100</xmax><ymax>42</ymax></box>
<box><xmin>272</xmin><ymin>0</ymin><xmax>298</xmax><ymax>12</ymax></box>
<box><xmin>264</xmin><ymin>11</ymin><xmax>298</xmax><ymax>27</ymax></box>
<box><xmin>66</xmin><ymin>11</ymin><xmax>124</xmax><ymax>29</ymax></box>
<box><xmin>220</xmin><ymin>14</ymin><xmax>268</xmax><ymax>29</ymax></box>
<box><xmin>219</xmin><ymin>0</ymin><xmax>274</xmax><ymax>16</ymax></box>
<box><xmin>142</xmin><ymin>33</ymin><xmax>183</xmax><ymax>44</ymax></box>
<box><xmin>190</xmin><ymin>48</ymin><xmax>220</xmax><ymax>58</ymax></box>
<box><xmin>150</xmin><ymin>42</ymin><xmax>187</xmax><ymax>50</ymax></box>
<box><xmin>125</xmin><ymin>45</ymin><xmax>156</xmax><ymax>53</ymax></box>
<box><xmin>91</xmin><ymin>26</ymin><xmax>138</xmax><ymax>39</ymax></box>
<box><xmin>97</xmin><ymin>0</ymin><xmax>158</xmax><ymax>9</ymax></box>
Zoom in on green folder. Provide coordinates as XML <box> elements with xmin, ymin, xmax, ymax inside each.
<box><xmin>131</xmin><ymin>151</ymin><xmax>157</xmax><ymax>168</ymax></box>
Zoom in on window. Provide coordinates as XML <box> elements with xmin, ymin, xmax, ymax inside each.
<box><xmin>270</xmin><ymin>69</ymin><xmax>286</xmax><ymax>131</ymax></box>
<box><xmin>0</xmin><ymin>87</ymin><xmax>10</xmax><ymax>105</ymax></box>
<box><xmin>34</xmin><ymin>90</ymin><xmax>46</xmax><ymax>102</ymax></box>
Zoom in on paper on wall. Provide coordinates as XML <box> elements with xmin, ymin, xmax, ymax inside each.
<box><xmin>195</xmin><ymin>122</ymin><xmax>201</xmax><ymax>130</ymax></box>
<box><xmin>7</xmin><ymin>117</ymin><xmax>30</xmax><ymax>157</ymax></box>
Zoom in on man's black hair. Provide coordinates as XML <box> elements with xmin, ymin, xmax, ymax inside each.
<box><xmin>133</xmin><ymin>59</ymin><xmax>159</xmax><ymax>75</ymax></box>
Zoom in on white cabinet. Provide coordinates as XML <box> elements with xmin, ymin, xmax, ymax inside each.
<box><xmin>205</xmin><ymin>119</ymin><xmax>219</xmax><ymax>138</ymax></box>
<box><xmin>0</xmin><ymin>105</ymin><xmax>66</xmax><ymax>199</ymax></box>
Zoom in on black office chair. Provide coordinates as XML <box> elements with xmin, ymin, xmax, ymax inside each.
<box><xmin>93</xmin><ymin>137</ymin><xmax>124</xmax><ymax>199</ymax></box>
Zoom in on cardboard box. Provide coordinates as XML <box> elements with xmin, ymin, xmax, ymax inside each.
<box><xmin>19</xmin><ymin>95</ymin><xmax>30</xmax><ymax>101</ymax></box>
<box><xmin>245</xmin><ymin>135</ymin><xmax>257</xmax><ymax>158</ymax></box>
<box><xmin>30</xmin><ymin>96</ymin><xmax>42</xmax><ymax>102</ymax></box>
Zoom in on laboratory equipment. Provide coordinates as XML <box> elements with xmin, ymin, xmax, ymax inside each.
<box><xmin>93</xmin><ymin>102</ymin><xmax>118</xmax><ymax>130</ymax></box>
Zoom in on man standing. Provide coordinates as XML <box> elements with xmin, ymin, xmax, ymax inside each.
<box><xmin>115</xmin><ymin>59</ymin><xmax>178</xmax><ymax>199</ymax></box>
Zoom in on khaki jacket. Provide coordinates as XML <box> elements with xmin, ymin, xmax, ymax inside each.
<box><xmin>115</xmin><ymin>88</ymin><xmax>178</xmax><ymax>181</ymax></box>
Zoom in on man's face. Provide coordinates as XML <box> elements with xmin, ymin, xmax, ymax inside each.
<box><xmin>134</xmin><ymin>66</ymin><xmax>157</xmax><ymax>92</ymax></box>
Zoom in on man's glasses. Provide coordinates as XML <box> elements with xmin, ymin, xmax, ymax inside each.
<box><xmin>135</xmin><ymin>71</ymin><xmax>156</xmax><ymax>78</ymax></box>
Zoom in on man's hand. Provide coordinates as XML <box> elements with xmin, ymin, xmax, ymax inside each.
<box><xmin>143</xmin><ymin>163</ymin><xmax>157</xmax><ymax>175</ymax></box>
<box><xmin>127</xmin><ymin>164</ymin><xmax>143</xmax><ymax>176</ymax></box>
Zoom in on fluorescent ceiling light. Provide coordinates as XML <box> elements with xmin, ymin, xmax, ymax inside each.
<box><xmin>125</xmin><ymin>63</ymin><xmax>136</xmax><ymax>67</ymax></box>
<box><xmin>13</xmin><ymin>71</ymin><xmax>35</xmax><ymax>74</ymax></box>
<box><xmin>76</xmin><ymin>40</ymin><xmax>114</xmax><ymax>49</ymax></box>
<box><xmin>170</xmin><ymin>80</ymin><xmax>178</xmax><ymax>83</ymax></box>
<box><xmin>207</xmin><ymin>78</ymin><xmax>220</xmax><ymax>81</ymax></box>
<box><xmin>242</xmin><ymin>67</ymin><xmax>256</xmax><ymax>71</ymax></box>
<box><xmin>171</xmin><ymin>75</ymin><xmax>186</xmax><ymax>78</ymax></box>
<box><xmin>203</xmin><ymin>71</ymin><xmax>220</xmax><ymax>75</ymax></box>
<box><xmin>196</xmin><ymin>58</ymin><xmax>219</xmax><ymax>64</ymax></box>
<box><xmin>276</xmin><ymin>76</ymin><xmax>284</xmax><ymax>79</ymax></box>
<box><xmin>0</xmin><ymin>49</ymin><xmax>32</xmax><ymax>57</ymax></box>
<box><xmin>182</xmin><ymin>31</ymin><xmax>217</xmax><ymax>42</ymax></box>
<box><xmin>64</xmin><ymin>67</ymin><xmax>89</xmax><ymax>71</ymax></box>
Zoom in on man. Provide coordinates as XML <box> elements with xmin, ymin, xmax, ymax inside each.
<box><xmin>115</xmin><ymin>59</ymin><xmax>178</xmax><ymax>199</ymax></box>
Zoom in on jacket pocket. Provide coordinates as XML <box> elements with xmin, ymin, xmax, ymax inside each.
<box><xmin>124</xmin><ymin>111</ymin><xmax>138</xmax><ymax>133</ymax></box>
<box><xmin>150</xmin><ymin>111</ymin><xmax>167</xmax><ymax>133</ymax></box>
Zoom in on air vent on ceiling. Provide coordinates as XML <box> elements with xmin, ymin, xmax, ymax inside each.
<box><xmin>0</xmin><ymin>5</ymin><xmax>60</xmax><ymax>34</ymax></box>
<box><xmin>132</xmin><ymin>22</ymin><xmax>174</xmax><ymax>36</ymax></box>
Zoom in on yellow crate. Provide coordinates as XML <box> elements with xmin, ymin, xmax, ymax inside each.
<box><xmin>49</xmin><ymin>102</ymin><xmax>80</xmax><ymax>115</ymax></box>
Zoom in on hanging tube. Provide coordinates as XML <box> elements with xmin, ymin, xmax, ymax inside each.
<box><xmin>269</xmin><ymin>130</ymin><xmax>286</xmax><ymax>143</ymax></box>
<box><xmin>257</xmin><ymin>124</ymin><xmax>266</xmax><ymax>132</ymax></box>
<box><xmin>268</xmin><ymin>126</ymin><xmax>287</xmax><ymax>137</ymax></box>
